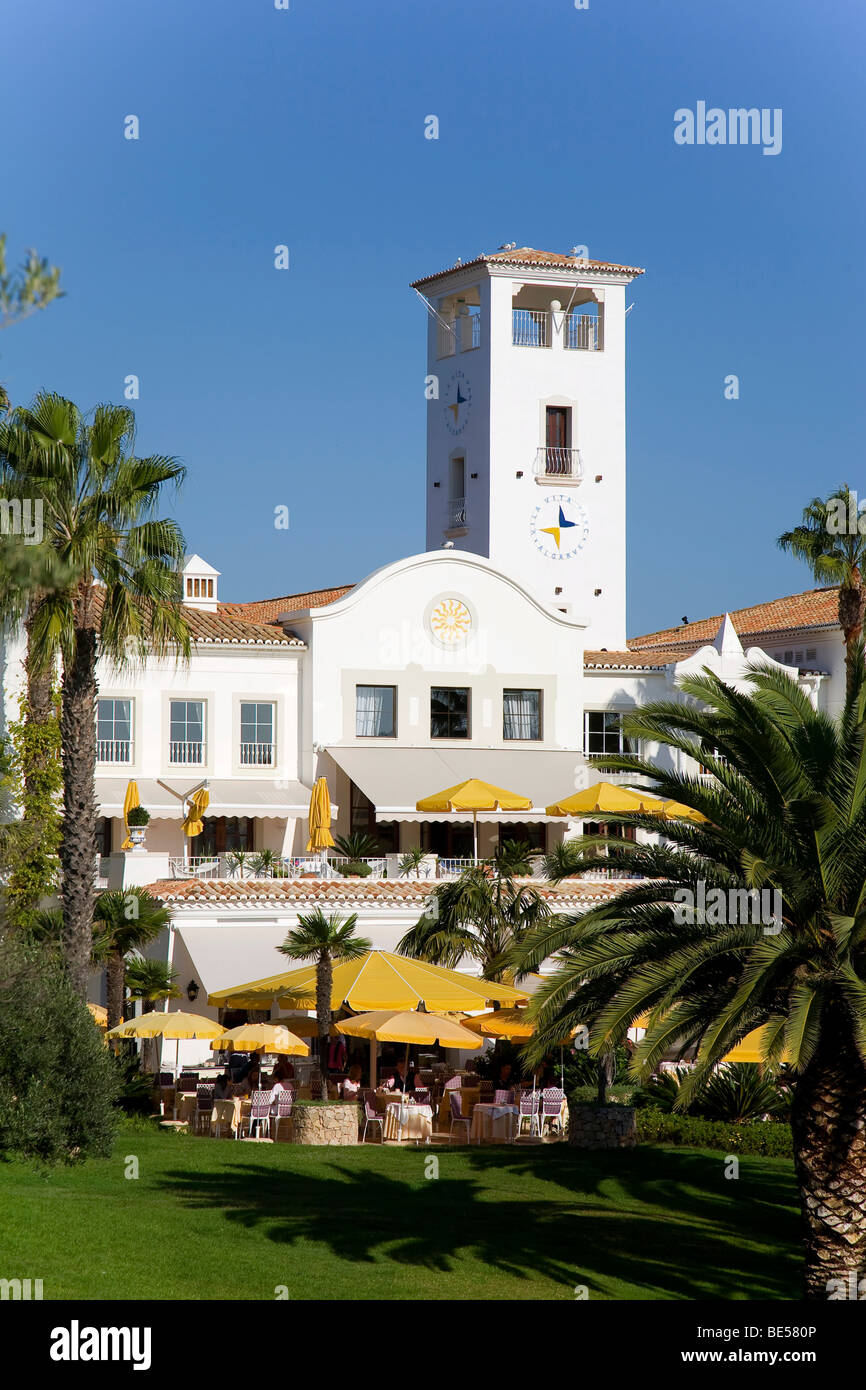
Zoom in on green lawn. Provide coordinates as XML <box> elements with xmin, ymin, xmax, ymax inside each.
<box><xmin>0</xmin><ymin>1123</ymin><xmax>801</xmax><ymax>1300</ymax></box>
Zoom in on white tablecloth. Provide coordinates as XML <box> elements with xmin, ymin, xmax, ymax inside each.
<box><xmin>470</xmin><ymin>1103</ymin><xmax>518</xmax><ymax>1142</ymax></box>
<box><xmin>383</xmin><ymin>1103</ymin><xmax>433</xmax><ymax>1141</ymax></box>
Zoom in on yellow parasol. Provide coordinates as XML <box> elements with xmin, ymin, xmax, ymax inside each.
<box><xmin>337</xmin><ymin>1008</ymin><xmax>482</xmax><ymax>1090</ymax></box>
<box><xmin>278</xmin><ymin>1016</ymin><xmax>340</xmax><ymax>1038</ymax></box>
<box><xmin>209</xmin><ymin>1022</ymin><xmax>309</xmax><ymax>1057</ymax></box>
<box><xmin>121</xmin><ymin>780</ymin><xmax>140</xmax><ymax>851</ymax></box>
<box><xmin>182</xmin><ymin>786</ymin><xmax>210</xmax><ymax>838</ymax></box>
<box><xmin>87</xmin><ymin>1002</ymin><xmax>108</xmax><ymax>1029</ymax></box>
<box><xmin>209</xmin><ymin>949</ymin><xmax>530</xmax><ymax>1014</ymax></box>
<box><xmin>306</xmin><ymin>776</ymin><xmax>335</xmax><ymax>853</ymax></box>
<box><xmin>546</xmin><ymin>781</ymin><xmax>707</xmax><ymax>823</ymax></box>
<box><xmin>463</xmin><ymin>1008</ymin><xmax>535</xmax><ymax>1040</ymax></box>
<box><xmin>106</xmin><ymin>1010</ymin><xmax>226</xmax><ymax>1118</ymax></box>
<box><xmin>416</xmin><ymin>778</ymin><xmax>532</xmax><ymax>860</ymax></box>
<box><xmin>721</xmin><ymin>1025</ymin><xmax>792</xmax><ymax>1065</ymax></box>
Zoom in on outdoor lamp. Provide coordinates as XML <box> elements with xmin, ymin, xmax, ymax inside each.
<box><xmin>186</xmin><ymin>980</ymin><xmax>200</xmax><ymax>1003</ymax></box>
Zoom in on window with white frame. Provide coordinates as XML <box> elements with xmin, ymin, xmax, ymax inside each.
<box><xmin>97</xmin><ymin>698</ymin><xmax>132</xmax><ymax>763</ymax></box>
<box><xmin>584</xmin><ymin>710</ymin><xmax>634</xmax><ymax>758</ymax></box>
<box><xmin>356</xmin><ymin>685</ymin><xmax>396</xmax><ymax>738</ymax></box>
<box><xmin>169</xmin><ymin>700</ymin><xmax>205</xmax><ymax>764</ymax></box>
<box><xmin>503</xmin><ymin>689</ymin><xmax>542</xmax><ymax>740</ymax></box>
<box><xmin>240</xmin><ymin>702</ymin><xmax>274</xmax><ymax>765</ymax></box>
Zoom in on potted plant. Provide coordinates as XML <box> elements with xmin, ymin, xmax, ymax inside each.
<box><xmin>126</xmin><ymin>805</ymin><xmax>150</xmax><ymax>851</ymax></box>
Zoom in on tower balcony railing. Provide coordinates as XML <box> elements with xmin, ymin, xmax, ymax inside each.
<box><xmin>448</xmin><ymin>497</ymin><xmax>467</xmax><ymax>528</ymax></box>
<box><xmin>460</xmin><ymin>314</ymin><xmax>481</xmax><ymax>351</ymax></box>
<box><xmin>437</xmin><ymin>320</ymin><xmax>456</xmax><ymax>358</ymax></box>
<box><xmin>512</xmin><ymin>309</ymin><xmax>549</xmax><ymax>347</ymax></box>
<box><xmin>564</xmin><ymin>312</ymin><xmax>601</xmax><ymax>351</ymax></box>
<box><xmin>534</xmin><ymin>446</ymin><xmax>584</xmax><ymax>481</ymax></box>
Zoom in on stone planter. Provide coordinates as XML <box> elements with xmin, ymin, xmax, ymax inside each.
<box><xmin>568</xmin><ymin>1104</ymin><xmax>636</xmax><ymax>1150</ymax></box>
<box><xmin>291</xmin><ymin>1103</ymin><xmax>359</xmax><ymax>1146</ymax></box>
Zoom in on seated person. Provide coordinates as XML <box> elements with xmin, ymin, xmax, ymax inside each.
<box><xmin>213</xmin><ymin>1069</ymin><xmax>232</xmax><ymax>1100</ymax></box>
<box><xmin>341</xmin><ymin>1065</ymin><xmax>362</xmax><ymax>1099</ymax></box>
<box><xmin>242</xmin><ymin>1064</ymin><xmax>262</xmax><ymax>1096</ymax></box>
<box><xmin>271</xmin><ymin>1058</ymin><xmax>295</xmax><ymax>1084</ymax></box>
<box><xmin>495</xmin><ymin>1062</ymin><xmax>515</xmax><ymax>1093</ymax></box>
<box><xmin>391</xmin><ymin>1060</ymin><xmax>418</xmax><ymax>1093</ymax></box>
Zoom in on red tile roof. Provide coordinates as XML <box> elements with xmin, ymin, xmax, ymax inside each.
<box><xmin>218</xmin><ymin>585</ymin><xmax>355</xmax><ymax>625</ymax></box>
<box><xmin>584</xmin><ymin>649</ymin><xmax>690</xmax><ymax>670</ymax></box>
<box><xmin>85</xmin><ymin>587</ymin><xmax>303</xmax><ymax>647</ymax></box>
<box><xmin>145</xmin><ymin>878</ymin><xmax>626</xmax><ymax>907</ymax></box>
<box><xmin>411</xmin><ymin>246</ymin><xmax>645</xmax><ymax>288</ymax></box>
<box><xmin>629</xmin><ymin>587</ymin><xmax>840</xmax><ymax>655</ymax></box>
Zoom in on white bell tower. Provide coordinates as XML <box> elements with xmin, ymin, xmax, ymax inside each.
<box><xmin>412</xmin><ymin>246</ymin><xmax>643</xmax><ymax>649</ymax></box>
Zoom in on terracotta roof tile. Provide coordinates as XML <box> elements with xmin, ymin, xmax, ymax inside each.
<box><xmin>144</xmin><ymin>878</ymin><xmax>626</xmax><ymax>907</ymax></box>
<box><xmin>629</xmin><ymin>587</ymin><xmax>840</xmax><ymax>654</ymax></box>
<box><xmin>584</xmin><ymin>649</ymin><xmax>690</xmax><ymax>670</ymax></box>
<box><xmin>411</xmin><ymin>246</ymin><xmax>644</xmax><ymax>288</ymax></box>
<box><xmin>218</xmin><ymin>585</ymin><xmax>355</xmax><ymax>625</ymax></box>
<box><xmin>86</xmin><ymin>587</ymin><xmax>303</xmax><ymax>647</ymax></box>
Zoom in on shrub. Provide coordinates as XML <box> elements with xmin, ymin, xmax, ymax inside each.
<box><xmin>0</xmin><ymin>936</ymin><xmax>119</xmax><ymax>1162</ymax></box>
<box><xmin>126</xmin><ymin>805</ymin><xmax>150</xmax><ymax>827</ymax></box>
<box><xmin>635</xmin><ymin>1106</ymin><xmax>793</xmax><ymax>1157</ymax></box>
<box><xmin>633</xmin><ymin>1063</ymin><xmax>792</xmax><ymax>1122</ymax></box>
<box><xmin>336</xmin><ymin>860</ymin><xmax>372</xmax><ymax>878</ymax></box>
<box><xmin>570</xmin><ymin>1084</ymin><xmax>639</xmax><ymax>1108</ymax></box>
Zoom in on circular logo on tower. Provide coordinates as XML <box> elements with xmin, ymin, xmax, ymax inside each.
<box><xmin>529</xmin><ymin>493</ymin><xmax>590</xmax><ymax>560</ymax></box>
<box><xmin>427</xmin><ymin>594</ymin><xmax>474</xmax><ymax>646</ymax></box>
<box><xmin>442</xmin><ymin>370</ymin><xmax>471</xmax><ymax>435</ymax></box>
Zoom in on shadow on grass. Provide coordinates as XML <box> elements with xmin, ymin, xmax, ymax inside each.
<box><xmin>158</xmin><ymin>1144</ymin><xmax>800</xmax><ymax>1299</ymax></box>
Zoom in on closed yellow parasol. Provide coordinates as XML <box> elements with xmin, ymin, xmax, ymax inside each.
<box><xmin>121</xmin><ymin>780</ymin><xmax>140</xmax><ymax>851</ymax></box>
<box><xmin>182</xmin><ymin>786</ymin><xmax>210</xmax><ymax>838</ymax></box>
<box><xmin>306</xmin><ymin>776</ymin><xmax>335</xmax><ymax>853</ymax></box>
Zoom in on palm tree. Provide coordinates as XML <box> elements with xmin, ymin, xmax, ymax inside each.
<box><xmin>513</xmin><ymin>663</ymin><xmax>866</xmax><ymax>1298</ymax></box>
<box><xmin>0</xmin><ymin>393</ymin><xmax>190</xmax><ymax>995</ymax></box>
<box><xmin>397</xmin><ymin>862</ymin><xmax>549</xmax><ymax>983</ymax></box>
<box><xmin>278</xmin><ymin>910</ymin><xmax>371</xmax><ymax>1099</ymax></box>
<box><xmin>124</xmin><ymin>957</ymin><xmax>180</xmax><ymax>1011</ymax></box>
<box><xmin>92</xmin><ymin>888</ymin><xmax>172</xmax><ymax>1030</ymax></box>
<box><xmin>778</xmin><ymin>483</ymin><xmax>866</xmax><ymax>694</ymax></box>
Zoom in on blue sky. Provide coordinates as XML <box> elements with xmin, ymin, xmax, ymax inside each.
<box><xmin>3</xmin><ymin>0</ymin><xmax>864</xmax><ymax>635</ymax></box>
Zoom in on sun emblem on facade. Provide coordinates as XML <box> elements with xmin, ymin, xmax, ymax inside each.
<box><xmin>429</xmin><ymin>596</ymin><xmax>473</xmax><ymax>644</ymax></box>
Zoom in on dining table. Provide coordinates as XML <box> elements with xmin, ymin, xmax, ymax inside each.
<box><xmin>437</xmin><ymin>1087</ymin><xmax>480</xmax><ymax>1129</ymax></box>
<box><xmin>382</xmin><ymin>1101</ymin><xmax>434</xmax><ymax>1142</ymax></box>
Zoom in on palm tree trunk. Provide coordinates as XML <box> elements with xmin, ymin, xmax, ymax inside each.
<box><xmin>791</xmin><ymin>1020</ymin><xmax>866</xmax><ymax>1298</ymax></box>
<box><xmin>317</xmin><ymin>949</ymin><xmax>333</xmax><ymax>1102</ymax></box>
<box><xmin>596</xmin><ymin>1051</ymin><xmax>615</xmax><ymax>1105</ymax></box>
<box><xmin>59</xmin><ymin>624</ymin><xmax>98</xmax><ymax>997</ymax></box>
<box><xmin>106</xmin><ymin>951</ymin><xmax>125</xmax><ymax>1031</ymax></box>
<box><xmin>838</xmin><ymin>578</ymin><xmax>865</xmax><ymax>697</ymax></box>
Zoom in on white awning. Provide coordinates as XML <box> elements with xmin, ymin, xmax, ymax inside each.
<box><xmin>326</xmin><ymin>746</ymin><xmax>584</xmax><ymax>822</ymax></box>
<box><xmin>174</xmin><ymin>926</ymin><xmax>292</xmax><ymax>997</ymax></box>
<box><xmin>96</xmin><ymin>777</ymin><xmax>313</xmax><ymax>819</ymax></box>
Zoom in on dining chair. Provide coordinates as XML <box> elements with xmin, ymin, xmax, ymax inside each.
<box><xmin>517</xmin><ymin>1090</ymin><xmax>540</xmax><ymax>1139</ymax></box>
<box><xmin>246</xmin><ymin>1091</ymin><xmax>272</xmax><ymax>1140</ymax></box>
<box><xmin>271</xmin><ymin>1088</ymin><xmax>294</xmax><ymax>1141</ymax></box>
<box><xmin>449</xmin><ymin>1091</ymin><xmax>471</xmax><ymax>1144</ymax></box>
<box><xmin>362</xmin><ymin>1096</ymin><xmax>384</xmax><ymax>1143</ymax></box>
<box><xmin>194</xmin><ymin>1085</ymin><xmax>214</xmax><ymax>1136</ymax></box>
<box><xmin>539</xmin><ymin>1087</ymin><xmax>566</xmax><ymax>1138</ymax></box>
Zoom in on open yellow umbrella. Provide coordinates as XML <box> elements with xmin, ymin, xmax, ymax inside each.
<box><xmin>87</xmin><ymin>1002</ymin><xmax>108</xmax><ymax>1029</ymax></box>
<box><xmin>463</xmin><ymin>1008</ymin><xmax>535</xmax><ymax>1040</ymax></box>
<box><xmin>209</xmin><ymin>1022</ymin><xmax>309</xmax><ymax>1057</ymax></box>
<box><xmin>337</xmin><ymin>1008</ymin><xmax>481</xmax><ymax>1090</ymax></box>
<box><xmin>121</xmin><ymin>780</ymin><xmax>140</xmax><ymax>851</ymax></box>
<box><xmin>278</xmin><ymin>1016</ymin><xmax>340</xmax><ymax>1038</ymax></box>
<box><xmin>546</xmin><ymin>781</ymin><xmax>707</xmax><ymax>823</ymax></box>
<box><xmin>416</xmin><ymin>778</ymin><xmax>532</xmax><ymax>860</ymax></box>
<box><xmin>209</xmin><ymin>949</ymin><xmax>530</xmax><ymax>1014</ymax></box>
<box><xmin>106</xmin><ymin>1010</ymin><xmax>226</xmax><ymax>1118</ymax></box>
<box><xmin>306</xmin><ymin>776</ymin><xmax>335</xmax><ymax>853</ymax></box>
<box><xmin>722</xmin><ymin>1026</ymin><xmax>791</xmax><ymax>1065</ymax></box>
<box><xmin>182</xmin><ymin>786</ymin><xmax>210</xmax><ymax>838</ymax></box>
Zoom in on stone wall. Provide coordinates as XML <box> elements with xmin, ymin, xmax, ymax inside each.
<box><xmin>568</xmin><ymin>1104</ymin><xmax>636</xmax><ymax>1149</ymax></box>
<box><xmin>291</xmin><ymin>1103</ymin><xmax>359</xmax><ymax>1146</ymax></box>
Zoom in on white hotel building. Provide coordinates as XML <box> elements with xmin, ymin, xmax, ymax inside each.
<box><xmin>0</xmin><ymin>246</ymin><xmax>846</xmax><ymax>1023</ymax></box>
